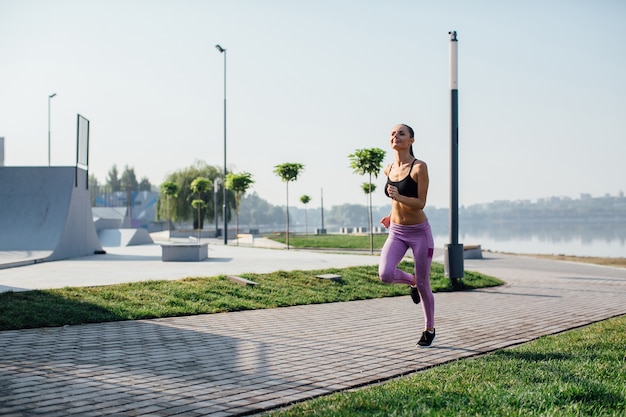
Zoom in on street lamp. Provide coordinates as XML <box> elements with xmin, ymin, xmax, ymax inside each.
<box><xmin>48</xmin><ymin>93</ymin><xmax>57</xmax><ymax>166</ymax></box>
<box><xmin>213</xmin><ymin>177</ymin><xmax>222</xmax><ymax>238</ymax></box>
<box><xmin>215</xmin><ymin>44</ymin><xmax>227</xmax><ymax>245</ymax></box>
<box><xmin>444</xmin><ymin>31</ymin><xmax>464</xmax><ymax>286</ymax></box>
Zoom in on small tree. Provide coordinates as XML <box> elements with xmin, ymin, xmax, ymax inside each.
<box><xmin>190</xmin><ymin>177</ymin><xmax>211</xmax><ymax>241</ymax></box>
<box><xmin>120</xmin><ymin>165</ymin><xmax>139</xmax><ymax>191</ymax></box>
<box><xmin>138</xmin><ymin>177</ymin><xmax>152</xmax><ymax>191</ymax></box>
<box><xmin>361</xmin><ymin>182</ymin><xmax>377</xmax><ymax>194</ymax></box>
<box><xmin>361</xmin><ymin>182</ymin><xmax>377</xmax><ymax>205</ymax></box>
<box><xmin>225</xmin><ymin>172</ymin><xmax>255</xmax><ymax>245</ymax></box>
<box><xmin>89</xmin><ymin>174</ymin><xmax>100</xmax><ymax>206</ymax></box>
<box><xmin>159</xmin><ymin>161</ymin><xmax>223</xmax><ymax>228</ymax></box>
<box><xmin>106</xmin><ymin>165</ymin><xmax>121</xmax><ymax>192</ymax></box>
<box><xmin>300</xmin><ymin>194</ymin><xmax>312</xmax><ymax>235</ymax></box>
<box><xmin>274</xmin><ymin>162</ymin><xmax>304</xmax><ymax>249</ymax></box>
<box><xmin>361</xmin><ymin>182</ymin><xmax>377</xmax><ymax>235</ymax></box>
<box><xmin>349</xmin><ymin>148</ymin><xmax>386</xmax><ymax>253</ymax></box>
<box><xmin>160</xmin><ymin>181</ymin><xmax>179</xmax><ymax>239</ymax></box>
<box><xmin>190</xmin><ymin>200</ymin><xmax>206</xmax><ymax>240</ymax></box>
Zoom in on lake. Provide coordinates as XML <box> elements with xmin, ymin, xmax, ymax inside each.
<box><xmin>255</xmin><ymin>219</ymin><xmax>625</xmax><ymax>258</ymax></box>
<box><xmin>430</xmin><ymin>220</ymin><xmax>625</xmax><ymax>258</ymax></box>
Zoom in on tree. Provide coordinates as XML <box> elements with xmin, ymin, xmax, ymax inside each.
<box><xmin>274</xmin><ymin>162</ymin><xmax>304</xmax><ymax>249</ymax></box>
<box><xmin>120</xmin><ymin>165</ymin><xmax>139</xmax><ymax>191</ymax></box>
<box><xmin>106</xmin><ymin>165</ymin><xmax>121</xmax><ymax>192</ymax></box>
<box><xmin>158</xmin><ymin>161</ymin><xmax>226</xmax><ymax>227</ymax></box>
<box><xmin>361</xmin><ymin>182</ymin><xmax>377</xmax><ymax>207</ymax></box>
<box><xmin>190</xmin><ymin>200</ymin><xmax>207</xmax><ymax>240</ymax></box>
<box><xmin>160</xmin><ymin>181</ymin><xmax>179</xmax><ymax>239</ymax></box>
<box><xmin>190</xmin><ymin>177</ymin><xmax>211</xmax><ymax>241</ymax></box>
<box><xmin>89</xmin><ymin>174</ymin><xmax>100</xmax><ymax>206</ymax></box>
<box><xmin>349</xmin><ymin>147</ymin><xmax>386</xmax><ymax>253</ymax></box>
<box><xmin>361</xmin><ymin>182</ymin><xmax>377</xmax><ymax>234</ymax></box>
<box><xmin>225</xmin><ymin>172</ymin><xmax>255</xmax><ymax>245</ymax></box>
<box><xmin>326</xmin><ymin>203</ymin><xmax>371</xmax><ymax>227</ymax></box>
<box><xmin>138</xmin><ymin>177</ymin><xmax>152</xmax><ymax>191</ymax></box>
<box><xmin>239</xmin><ymin>192</ymin><xmax>285</xmax><ymax>226</ymax></box>
<box><xmin>300</xmin><ymin>195</ymin><xmax>312</xmax><ymax>235</ymax></box>
<box><xmin>361</xmin><ymin>182</ymin><xmax>377</xmax><ymax>195</ymax></box>
<box><xmin>118</xmin><ymin>165</ymin><xmax>139</xmax><ymax>219</ymax></box>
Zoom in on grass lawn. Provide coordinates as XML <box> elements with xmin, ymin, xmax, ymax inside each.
<box><xmin>263</xmin><ymin>314</ymin><xmax>626</xmax><ymax>416</ymax></box>
<box><xmin>0</xmin><ymin>261</ymin><xmax>502</xmax><ymax>331</ymax></box>
<box><xmin>268</xmin><ymin>233</ymin><xmax>389</xmax><ymax>250</ymax></box>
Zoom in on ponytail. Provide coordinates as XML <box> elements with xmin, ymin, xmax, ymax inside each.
<box><xmin>402</xmin><ymin>124</ymin><xmax>415</xmax><ymax>156</ymax></box>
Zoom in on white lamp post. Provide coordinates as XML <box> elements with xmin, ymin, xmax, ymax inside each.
<box><xmin>444</xmin><ymin>31</ymin><xmax>464</xmax><ymax>285</ymax></box>
<box><xmin>213</xmin><ymin>177</ymin><xmax>222</xmax><ymax>237</ymax></box>
<box><xmin>215</xmin><ymin>44</ymin><xmax>228</xmax><ymax>245</ymax></box>
<box><xmin>48</xmin><ymin>93</ymin><xmax>56</xmax><ymax>166</ymax></box>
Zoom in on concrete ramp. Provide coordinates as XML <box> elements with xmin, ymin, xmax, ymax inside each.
<box><xmin>98</xmin><ymin>228</ymin><xmax>154</xmax><ymax>247</ymax></box>
<box><xmin>0</xmin><ymin>166</ymin><xmax>103</xmax><ymax>268</ymax></box>
<box><xmin>92</xmin><ymin>207</ymin><xmax>127</xmax><ymax>231</ymax></box>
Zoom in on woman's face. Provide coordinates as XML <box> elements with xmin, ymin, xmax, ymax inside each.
<box><xmin>390</xmin><ymin>124</ymin><xmax>414</xmax><ymax>151</ymax></box>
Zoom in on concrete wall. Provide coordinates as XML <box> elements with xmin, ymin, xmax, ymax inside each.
<box><xmin>0</xmin><ymin>166</ymin><xmax>103</xmax><ymax>265</ymax></box>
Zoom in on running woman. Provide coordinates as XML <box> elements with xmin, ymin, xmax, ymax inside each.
<box><xmin>378</xmin><ymin>123</ymin><xmax>436</xmax><ymax>347</ymax></box>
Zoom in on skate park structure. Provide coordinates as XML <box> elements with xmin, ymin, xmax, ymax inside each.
<box><xmin>0</xmin><ymin>166</ymin><xmax>104</xmax><ymax>269</ymax></box>
<box><xmin>0</xmin><ymin>112</ymin><xmax>154</xmax><ymax>269</ymax></box>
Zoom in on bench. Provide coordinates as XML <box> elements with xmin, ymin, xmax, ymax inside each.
<box><xmin>236</xmin><ymin>233</ymin><xmax>254</xmax><ymax>245</ymax></box>
<box><xmin>464</xmin><ymin>244</ymin><xmax>483</xmax><ymax>259</ymax></box>
<box><xmin>161</xmin><ymin>242</ymin><xmax>208</xmax><ymax>262</ymax></box>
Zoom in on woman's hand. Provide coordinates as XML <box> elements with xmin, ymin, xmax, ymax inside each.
<box><xmin>386</xmin><ymin>184</ymin><xmax>398</xmax><ymax>200</ymax></box>
<box><xmin>380</xmin><ymin>215</ymin><xmax>391</xmax><ymax>228</ymax></box>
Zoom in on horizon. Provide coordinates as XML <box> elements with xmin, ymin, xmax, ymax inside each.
<box><xmin>88</xmin><ymin>180</ymin><xmax>625</xmax><ymax>211</ymax></box>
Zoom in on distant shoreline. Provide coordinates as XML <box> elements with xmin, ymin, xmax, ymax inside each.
<box><xmin>494</xmin><ymin>251</ymin><xmax>626</xmax><ymax>268</ymax></box>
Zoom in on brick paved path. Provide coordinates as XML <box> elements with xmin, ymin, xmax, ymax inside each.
<box><xmin>1</xmin><ymin>253</ymin><xmax>625</xmax><ymax>416</ymax></box>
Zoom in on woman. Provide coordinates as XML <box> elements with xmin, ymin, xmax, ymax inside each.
<box><xmin>379</xmin><ymin>123</ymin><xmax>436</xmax><ymax>347</ymax></box>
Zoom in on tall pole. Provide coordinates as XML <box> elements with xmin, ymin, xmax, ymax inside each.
<box><xmin>450</xmin><ymin>31</ymin><xmax>459</xmax><ymax>246</ymax></box>
<box><xmin>48</xmin><ymin>93</ymin><xmax>56</xmax><ymax>166</ymax></box>
<box><xmin>214</xmin><ymin>177</ymin><xmax>221</xmax><ymax>238</ymax></box>
<box><xmin>320</xmin><ymin>188</ymin><xmax>325</xmax><ymax>233</ymax></box>
<box><xmin>216</xmin><ymin>44</ymin><xmax>228</xmax><ymax>245</ymax></box>
<box><xmin>444</xmin><ymin>31</ymin><xmax>464</xmax><ymax>285</ymax></box>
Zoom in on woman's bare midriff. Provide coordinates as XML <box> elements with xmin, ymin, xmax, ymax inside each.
<box><xmin>390</xmin><ymin>203</ymin><xmax>428</xmax><ymax>225</ymax></box>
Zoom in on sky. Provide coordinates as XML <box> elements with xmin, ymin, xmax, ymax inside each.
<box><xmin>1</xmin><ymin>0</ymin><xmax>625</xmax><ymax>210</ymax></box>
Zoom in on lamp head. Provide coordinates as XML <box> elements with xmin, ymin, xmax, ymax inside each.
<box><xmin>215</xmin><ymin>44</ymin><xmax>225</xmax><ymax>53</ymax></box>
<box><xmin>49</xmin><ymin>93</ymin><xmax>57</xmax><ymax>98</ymax></box>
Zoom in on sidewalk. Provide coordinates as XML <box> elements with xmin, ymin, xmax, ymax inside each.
<box><xmin>0</xmin><ymin>238</ymin><xmax>380</xmax><ymax>293</ymax></box>
<box><xmin>1</xmin><ymin>245</ymin><xmax>625</xmax><ymax>416</ymax></box>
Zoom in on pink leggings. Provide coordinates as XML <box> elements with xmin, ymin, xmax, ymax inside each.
<box><xmin>378</xmin><ymin>221</ymin><xmax>435</xmax><ymax>329</ymax></box>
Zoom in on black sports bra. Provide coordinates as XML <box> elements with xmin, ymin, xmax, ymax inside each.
<box><xmin>385</xmin><ymin>159</ymin><xmax>418</xmax><ymax>198</ymax></box>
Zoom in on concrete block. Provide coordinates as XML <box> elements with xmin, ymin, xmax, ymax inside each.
<box><xmin>464</xmin><ymin>244</ymin><xmax>483</xmax><ymax>259</ymax></box>
<box><xmin>236</xmin><ymin>234</ymin><xmax>254</xmax><ymax>245</ymax></box>
<box><xmin>227</xmin><ymin>275</ymin><xmax>258</xmax><ymax>286</ymax></box>
<box><xmin>161</xmin><ymin>243</ymin><xmax>208</xmax><ymax>262</ymax></box>
<box><xmin>315</xmin><ymin>274</ymin><xmax>342</xmax><ymax>282</ymax></box>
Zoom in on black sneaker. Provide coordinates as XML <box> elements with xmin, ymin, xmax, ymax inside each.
<box><xmin>417</xmin><ymin>329</ymin><xmax>436</xmax><ymax>347</ymax></box>
<box><xmin>410</xmin><ymin>286</ymin><xmax>421</xmax><ymax>304</ymax></box>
